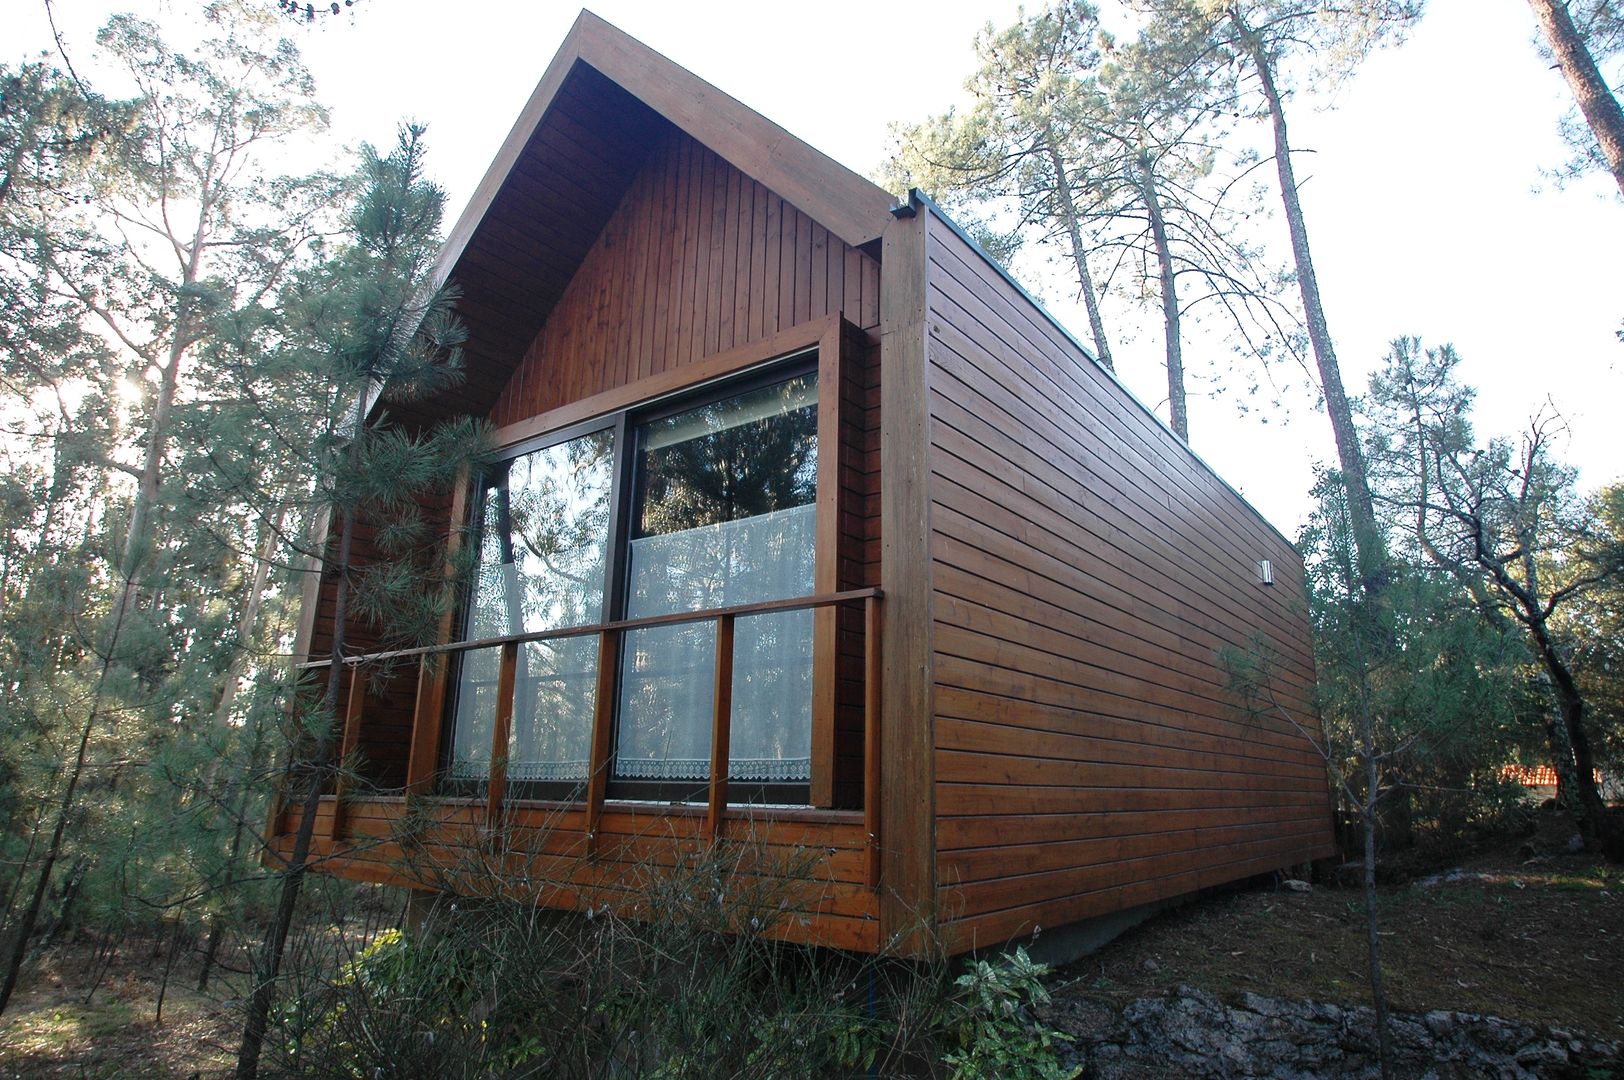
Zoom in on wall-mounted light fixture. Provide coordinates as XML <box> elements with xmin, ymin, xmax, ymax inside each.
<box><xmin>1257</xmin><ymin>559</ymin><xmax>1274</xmax><ymax>586</ymax></box>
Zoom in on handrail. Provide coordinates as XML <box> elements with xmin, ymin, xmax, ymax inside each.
<box><xmin>297</xmin><ymin>586</ymin><xmax>882</xmax><ymax>670</ymax></box>
<box><xmin>313</xmin><ymin>586</ymin><xmax>884</xmax><ymax>891</ymax></box>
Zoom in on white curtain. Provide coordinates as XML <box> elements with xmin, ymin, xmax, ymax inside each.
<box><xmin>615</xmin><ymin>503</ymin><xmax>814</xmax><ymax>782</ymax></box>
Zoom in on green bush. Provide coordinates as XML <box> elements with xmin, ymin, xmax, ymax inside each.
<box><xmin>939</xmin><ymin>949</ymin><xmax>1077</xmax><ymax>1080</ymax></box>
<box><xmin>262</xmin><ymin>844</ymin><xmax>1079</xmax><ymax>1078</ymax></box>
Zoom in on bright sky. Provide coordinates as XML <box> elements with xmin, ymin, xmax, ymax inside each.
<box><xmin>16</xmin><ymin>0</ymin><xmax>1623</xmax><ymax>535</ymax></box>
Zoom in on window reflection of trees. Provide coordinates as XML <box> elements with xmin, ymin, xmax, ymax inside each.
<box><xmin>618</xmin><ymin>375</ymin><xmax>818</xmax><ymax>786</ymax></box>
<box><xmin>451</xmin><ymin>430</ymin><xmax>613</xmax><ymax>784</ymax></box>
<box><xmin>638</xmin><ymin>375</ymin><xmax>818</xmax><ymax>538</ymax></box>
<box><xmin>447</xmin><ymin>370</ymin><xmax>823</xmax><ymax>794</ymax></box>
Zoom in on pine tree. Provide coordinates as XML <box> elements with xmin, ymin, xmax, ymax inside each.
<box><xmin>883</xmin><ymin>3</ymin><xmax>1300</xmax><ymax>442</ymax></box>
<box><xmin>882</xmin><ymin>2</ymin><xmax>1119</xmax><ymax>372</ymax></box>
<box><xmin>231</xmin><ymin>125</ymin><xmax>481</xmax><ymax>1079</ymax></box>
<box><xmin>1362</xmin><ymin>339</ymin><xmax>1623</xmax><ymax>853</ymax></box>
<box><xmin>1134</xmin><ymin>0</ymin><xmax>1422</xmax><ymax>587</ymax></box>
<box><xmin>1527</xmin><ymin>0</ymin><xmax>1624</xmax><ymax>197</ymax></box>
<box><xmin>0</xmin><ymin>10</ymin><xmax>335</xmax><ymax>1016</ymax></box>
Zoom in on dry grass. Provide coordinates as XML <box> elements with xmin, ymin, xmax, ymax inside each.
<box><xmin>1049</xmin><ymin>845</ymin><xmax>1624</xmax><ymax>1041</ymax></box>
<box><xmin>0</xmin><ymin>947</ymin><xmax>237</xmax><ymax>1079</ymax></box>
<box><xmin>4</xmin><ymin>836</ymin><xmax>1620</xmax><ymax>1076</ymax></box>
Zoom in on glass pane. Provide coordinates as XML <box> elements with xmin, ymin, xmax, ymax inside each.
<box><xmin>467</xmin><ymin>430</ymin><xmax>614</xmax><ymax>636</ymax></box>
<box><xmin>448</xmin><ymin>645</ymin><xmax>501</xmax><ymax>781</ymax></box>
<box><xmin>615</xmin><ymin>372</ymin><xmax>818</xmax><ymax>787</ymax></box>
<box><xmin>508</xmin><ymin>636</ymin><xmax>597</xmax><ymax>783</ymax></box>
<box><xmin>449</xmin><ymin>429</ymin><xmax>612</xmax><ymax>784</ymax></box>
<box><xmin>729</xmin><ymin>608</ymin><xmax>812</xmax><ymax>781</ymax></box>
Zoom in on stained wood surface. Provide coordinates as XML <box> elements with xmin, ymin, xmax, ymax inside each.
<box><xmin>273</xmin><ymin>796</ymin><xmax>880</xmax><ymax>953</ymax></box>
<box><xmin>836</xmin><ymin>323</ymin><xmax>881</xmax><ymax>809</ymax></box>
<box><xmin>285</xmin><ymin>125</ymin><xmax>888</xmax><ymax>955</ymax></box>
<box><xmin>877</xmin><ymin>201</ymin><xmax>937</xmax><ymax>952</ymax></box>
<box><xmin>390</xmin><ymin>64</ymin><xmax>668</xmax><ymax>432</ymax></box>
<box><xmin>487</xmin><ymin>131</ymin><xmax>880</xmax><ymax>427</ymax></box>
<box><xmin>922</xmin><ymin>213</ymin><xmax>1335</xmax><ymax>953</ymax></box>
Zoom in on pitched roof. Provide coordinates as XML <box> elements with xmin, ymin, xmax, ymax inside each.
<box><xmin>413</xmin><ymin>11</ymin><xmax>895</xmax><ymax>423</ymax></box>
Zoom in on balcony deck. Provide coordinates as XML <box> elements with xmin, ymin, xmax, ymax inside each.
<box><xmin>268</xmin><ymin>588</ymin><xmax>885</xmax><ymax>953</ymax></box>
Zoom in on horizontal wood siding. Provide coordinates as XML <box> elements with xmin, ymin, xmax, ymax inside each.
<box><xmin>488</xmin><ymin>130</ymin><xmax>881</xmax><ymax>427</ymax></box>
<box><xmin>272</xmin><ymin>797</ymin><xmax>879</xmax><ymax>952</ymax></box>
<box><xmin>922</xmin><ymin>214</ymin><xmax>1335</xmax><ymax>952</ymax></box>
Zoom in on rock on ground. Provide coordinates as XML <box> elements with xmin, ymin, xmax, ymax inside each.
<box><xmin>1040</xmin><ymin>986</ymin><xmax>1624</xmax><ymax>1080</ymax></box>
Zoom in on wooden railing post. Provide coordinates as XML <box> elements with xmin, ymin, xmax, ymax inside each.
<box><xmin>329</xmin><ymin>663</ymin><xmax>367</xmax><ymax>844</ymax></box>
<box><xmin>585</xmin><ymin>629</ymin><xmax>618</xmax><ymax>854</ymax></box>
<box><xmin>706</xmin><ymin>614</ymin><xmax>736</xmax><ymax>841</ymax></box>
<box><xmin>864</xmin><ymin>594</ymin><xmax>882</xmax><ymax>891</ymax></box>
<box><xmin>316</xmin><ymin>588</ymin><xmax>880</xmax><ymax>854</ymax></box>
<box><xmin>485</xmin><ymin>642</ymin><xmax>518</xmax><ymax>830</ymax></box>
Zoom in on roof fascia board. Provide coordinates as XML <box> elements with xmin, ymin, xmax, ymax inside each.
<box><xmin>569</xmin><ymin>10</ymin><xmax>894</xmax><ymax>248</ymax></box>
<box><xmin>431</xmin><ymin>10</ymin><xmax>895</xmax><ymax>301</ymax></box>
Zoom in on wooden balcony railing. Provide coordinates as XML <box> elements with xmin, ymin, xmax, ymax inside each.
<box><xmin>301</xmin><ymin>586</ymin><xmax>882</xmax><ymax>889</ymax></box>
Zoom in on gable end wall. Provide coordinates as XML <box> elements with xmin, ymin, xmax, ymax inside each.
<box><xmin>488</xmin><ymin>129</ymin><xmax>880</xmax><ymax>427</ymax></box>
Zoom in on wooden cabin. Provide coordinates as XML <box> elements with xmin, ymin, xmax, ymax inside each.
<box><xmin>270</xmin><ymin>10</ymin><xmax>1336</xmax><ymax>956</ymax></box>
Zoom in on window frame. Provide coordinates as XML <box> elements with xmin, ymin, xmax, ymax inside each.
<box><xmin>430</xmin><ymin>317</ymin><xmax>849</xmax><ymax>810</ymax></box>
<box><xmin>437</xmin><ymin>413</ymin><xmax>624</xmax><ymax>802</ymax></box>
<box><xmin>604</xmin><ymin>352</ymin><xmax>820</xmax><ymax>806</ymax></box>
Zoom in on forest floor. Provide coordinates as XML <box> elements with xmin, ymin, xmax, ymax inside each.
<box><xmin>0</xmin><ymin>826</ymin><xmax>1619</xmax><ymax>1076</ymax></box>
<box><xmin>0</xmin><ymin>945</ymin><xmax>238</xmax><ymax>1078</ymax></box>
<box><xmin>1047</xmin><ymin>826</ymin><xmax>1624</xmax><ymax>1044</ymax></box>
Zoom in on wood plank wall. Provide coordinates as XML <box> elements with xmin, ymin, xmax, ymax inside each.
<box><xmin>273</xmin><ymin>798</ymin><xmax>880</xmax><ymax>952</ymax></box>
<box><xmin>921</xmin><ymin>215</ymin><xmax>1336</xmax><ymax>952</ymax></box>
<box><xmin>487</xmin><ymin>128</ymin><xmax>883</xmax><ymax>808</ymax></box>
<box><xmin>296</xmin><ymin>130</ymin><xmax>882</xmax><ymax>809</ymax></box>
<box><xmin>836</xmin><ymin>323</ymin><xmax>881</xmax><ymax>805</ymax></box>
<box><xmin>488</xmin><ymin>129</ymin><xmax>881</xmax><ymax>426</ymax></box>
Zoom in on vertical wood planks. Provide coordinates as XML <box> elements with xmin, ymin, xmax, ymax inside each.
<box><xmin>864</xmin><ymin>592</ymin><xmax>882</xmax><ymax>892</ymax></box>
<box><xmin>485</xmin><ymin>641</ymin><xmax>519</xmax><ymax>828</ymax></box>
<box><xmin>810</xmin><ymin>318</ymin><xmax>846</xmax><ymax>808</ymax></box>
<box><xmin>586</xmin><ymin>629</ymin><xmax>619</xmax><ymax>853</ymax></box>
<box><xmin>405</xmin><ymin>468</ymin><xmax>470</xmax><ymax>795</ymax></box>
<box><xmin>487</xmin><ymin>134</ymin><xmax>883</xmax><ymax>430</ymax></box>
<box><xmin>706</xmin><ymin>614</ymin><xmax>736</xmax><ymax>841</ymax></box>
<box><xmin>330</xmin><ymin>666</ymin><xmax>366</xmax><ymax>843</ymax></box>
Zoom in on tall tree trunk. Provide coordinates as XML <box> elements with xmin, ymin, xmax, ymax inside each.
<box><xmin>1528</xmin><ymin>0</ymin><xmax>1624</xmax><ymax>198</ymax></box>
<box><xmin>1138</xmin><ymin>149</ymin><xmax>1187</xmax><ymax>441</ymax></box>
<box><xmin>1361</xmin><ymin>755</ymin><xmax>1395</xmax><ymax>1080</ymax></box>
<box><xmin>1529</xmin><ymin>627</ymin><xmax>1615</xmax><ymax>847</ymax></box>
<box><xmin>198</xmin><ymin>715</ymin><xmax>269</xmax><ymax>994</ymax></box>
<box><xmin>111</xmin><ymin>169</ymin><xmax>212</xmax><ymax>626</ymax></box>
<box><xmin>1233</xmin><ymin>11</ymin><xmax>1383</xmax><ymax>584</ymax></box>
<box><xmin>235</xmin><ymin>418</ymin><xmax>362</xmax><ymax>1079</ymax></box>
<box><xmin>194</xmin><ymin>512</ymin><xmax>285</xmax><ymax>994</ymax></box>
<box><xmin>1043</xmin><ymin>142</ymin><xmax>1116</xmax><ymax>372</ymax></box>
<box><xmin>197</xmin><ymin>505</ymin><xmax>286</xmax><ymax>799</ymax></box>
<box><xmin>212</xmin><ymin>506</ymin><xmax>285</xmax><ymax>730</ymax></box>
<box><xmin>113</xmin><ymin>294</ymin><xmax>195</xmax><ymax>627</ymax></box>
<box><xmin>1348</xmin><ymin>585</ymin><xmax>1395</xmax><ymax>1080</ymax></box>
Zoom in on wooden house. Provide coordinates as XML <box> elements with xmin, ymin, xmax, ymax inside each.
<box><xmin>270</xmin><ymin>10</ymin><xmax>1337</xmax><ymax>956</ymax></box>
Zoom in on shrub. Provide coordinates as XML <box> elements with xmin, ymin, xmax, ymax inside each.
<box><xmin>261</xmin><ymin>835</ymin><xmax>1077</xmax><ymax>1078</ymax></box>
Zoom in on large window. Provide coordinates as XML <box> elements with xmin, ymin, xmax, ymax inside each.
<box><xmin>447</xmin><ymin>426</ymin><xmax>614</xmax><ymax>788</ymax></box>
<box><xmin>444</xmin><ymin>356</ymin><xmax>820</xmax><ymax>802</ymax></box>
